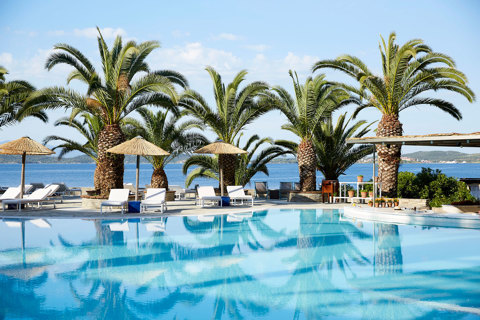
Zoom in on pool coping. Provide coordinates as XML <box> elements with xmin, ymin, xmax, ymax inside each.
<box><xmin>343</xmin><ymin>206</ymin><xmax>480</xmax><ymax>229</ymax></box>
<box><xmin>0</xmin><ymin>198</ymin><xmax>346</xmax><ymax>219</ymax></box>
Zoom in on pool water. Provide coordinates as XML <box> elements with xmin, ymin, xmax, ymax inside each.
<box><xmin>0</xmin><ymin>209</ymin><xmax>479</xmax><ymax>319</ymax></box>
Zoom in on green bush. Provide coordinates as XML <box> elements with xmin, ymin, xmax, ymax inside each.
<box><xmin>397</xmin><ymin>168</ymin><xmax>475</xmax><ymax>207</ymax></box>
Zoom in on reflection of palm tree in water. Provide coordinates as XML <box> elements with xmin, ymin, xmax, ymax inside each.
<box><xmin>181</xmin><ymin>214</ymin><xmax>284</xmax><ymax>319</ymax></box>
<box><xmin>278</xmin><ymin>209</ymin><xmax>371</xmax><ymax>318</ymax></box>
<box><xmin>374</xmin><ymin>224</ymin><xmax>403</xmax><ymax>275</ymax></box>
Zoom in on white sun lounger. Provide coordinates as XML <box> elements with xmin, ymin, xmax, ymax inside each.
<box><xmin>142</xmin><ymin>217</ymin><xmax>166</xmax><ymax>232</ymax></box>
<box><xmin>169</xmin><ymin>185</ymin><xmax>186</xmax><ymax>200</ymax></box>
<box><xmin>196</xmin><ymin>186</ymin><xmax>222</xmax><ymax>207</ymax></box>
<box><xmin>140</xmin><ymin>188</ymin><xmax>167</xmax><ymax>213</ymax></box>
<box><xmin>227</xmin><ymin>186</ymin><xmax>254</xmax><ymax>206</ymax></box>
<box><xmin>2</xmin><ymin>185</ymin><xmax>60</xmax><ymax>212</ymax></box>
<box><xmin>0</xmin><ymin>187</ymin><xmax>22</xmax><ymax>202</ymax></box>
<box><xmin>0</xmin><ymin>185</ymin><xmax>34</xmax><ymax>202</ymax></box>
<box><xmin>100</xmin><ymin>189</ymin><xmax>130</xmax><ymax>214</ymax></box>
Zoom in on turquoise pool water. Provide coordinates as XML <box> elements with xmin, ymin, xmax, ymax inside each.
<box><xmin>0</xmin><ymin>209</ymin><xmax>479</xmax><ymax>319</ymax></box>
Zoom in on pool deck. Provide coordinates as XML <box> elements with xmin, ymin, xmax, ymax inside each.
<box><xmin>1</xmin><ymin>197</ymin><xmax>479</xmax><ymax>230</ymax></box>
<box><xmin>0</xmin><ymin>197</ymin><xmax>346</xmax><ymax>219</ymax></box>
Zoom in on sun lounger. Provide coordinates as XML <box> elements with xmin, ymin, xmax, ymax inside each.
<box><xmin>29</xmin><ymin>182</ymin><xmax>45</xmax><ymax>193</ymax></box>
<box><xmin>140</xmin><ymin>188</ymin><xmax>167</xmax><ymax>213</ymax></box>
<box><xmin>0</xmin><ymin>187</ymin><xmax>21</xmax><ymax>202</ymax></box>
<box><xmin>2</xmin><ymin>185</ymin><xmax>60</xmax><ymax>212</ymax></box>
<box><xmin>0</xmin><ymin>185</ymin><xmax>34</xmax><ymax>201</ymax></box>
<box><xmin>254</xmin><ymin>181</ymin><xmax>269</xmax><ymax>199</ymax></box>
<box><xmin>100</xmin><ymin>189</ymin><xmax>130</xmax><ymax>214</ymax></box>
<box><xmin>280</xmin><ymin>182</ymin><xmax>293</xmax><ymax>199</ymax></box>
<box><xmin>196</xmin><ymin>186</ymin><xmax>222</xmax><ymax>207</ymax></box>
<box><xmin>123</xmin><ymin>183</ymin><xmax>143</xmax><ymax>199</ymax></box>
<box><xmin>227</xmin><ymin>186</ymin><xmax>254</xmax><ymax>206</ymax></box>
<box><xmin>168</xmin><ymin>185</ymin><xmax>186</xmax><ymax>200</ymax></box>
<box><xmin>142</xmin><ymin>217</ymin><xmax>166</xmax><ymax>232</ymax></box>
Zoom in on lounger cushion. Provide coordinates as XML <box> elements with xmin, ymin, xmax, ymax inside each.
<box><xmin>102</xmin><ymin>200</ymin><xmax>126</xmax><ymax>206</ymax></box>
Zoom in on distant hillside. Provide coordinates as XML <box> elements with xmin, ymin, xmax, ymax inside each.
<box><xmin>402</xmin><ymin>151</ymin><xmax>480</xmax><ymax>163</ymax></box>
<box><xmin>0</xmin><ymin>151</ymin><xmax>477</xmax><ymax>164</ymax></box>
<box><xmin>0</xmin><ymin>154</ymin><xmax>191</xmax><ymax>164</ymax></box>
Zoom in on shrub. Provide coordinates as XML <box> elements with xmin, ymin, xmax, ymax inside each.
<box><xmin>397</xmin><ymin>168</ymin><xmax>476</xmax><ymax>207</ymax></box>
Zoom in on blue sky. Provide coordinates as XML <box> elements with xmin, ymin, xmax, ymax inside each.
<box><xmin>1</xmin><ymin>0</ymin><xmax>480</xmax><ymax>153</ymax></box>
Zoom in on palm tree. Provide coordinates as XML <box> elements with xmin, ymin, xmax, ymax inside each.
<box><xmin>312</xmin><ymin>32</ymin><xmax>475</xmax><ymax>196</ymax></box>
<box><xmin>179</xmin><ymin>67</ymin><xmax>272</xmax><ymax>190</ymax></box>
<box><xmin>43</xmin><ymin>113</ymin><xmax>103</xmax><ymax>162</ymax></box>
<box><xmin>277</xmin><ymin>113</ymin><xmax>373</xmax><ymax>181</ymax></box>
<box><xmin>182</xmin><ymin>134</ymin><xmax>288</xmax><ymax>188</ymax></box>
<box><xmin>270</xmin><ymin>70</ymin><xmax>357</xmax><ymax>191</ymax></box>
<box><xmin>122</xmin><ymin>107</ymin><xmax>208</xmax><ymax>189</ymax></box>
<box><xmin>0</xmin><ymin>66</ymin><xmax>48</xmax><ymax>128</ymax></box>
<box><xmin>27</xmin><ymin>29</ymin><xmax>186</xmax><ymax>196</ymax></box>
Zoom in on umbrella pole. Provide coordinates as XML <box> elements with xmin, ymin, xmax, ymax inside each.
<box><xmin>20</xmin><ymin>152</ymin><xmax>26</xmax><ymax>199</ymax></box>
<box><xmin>220</xmin><ymin>167</ymin><xmax>224</xmax><ymax>196</ymax></box>
<box><xmin>135</xmin><ymin>155</ymin><xmax>140</xmax><ymax>201</ymax></box>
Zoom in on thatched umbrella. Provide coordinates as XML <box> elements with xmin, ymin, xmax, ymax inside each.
<box><xmin>194</xmin><ymin>140</ymin><xmax>247</xmax><ymax>196</ymax></box>
<box><xmin>0</xmin><ymin>137</ymin><xmax>54</xmax><ymax>198</ymax></box>
<box><xmin>107</xmin><ymin>136</ymin><xmax>170</xmax><ymax>201</ymax></box>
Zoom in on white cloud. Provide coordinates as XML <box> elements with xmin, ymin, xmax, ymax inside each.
<box><xmin>151</xmin><ymin>42</ymin><xmax>241</xmax><ymax>78</ymax></box>
<box><xmin>0</xmin><ymin>49</ymin><xmax>72</xmax><ymax>86</ymax></box>
<box><xmin>0</xmin><ymin>53</ymin><xmax>13</xmax><ymax>68</ymax></box>
<box><xmin>212</xmin><ymin>33</ymin><xmax>240</xmax><ymax>41</ymax></box>
<box><xmin>283</xmin><ymin>52</ymin><xmax>318</xmax><ymax>71</ymax></box>
<box><xmin>245</xmin><ymin>44</ymin><xmax>269</xmax><ymax>52</ymax></box>
<box><xmin>73</xmin><ymin>27</ymin><xmax>126</xmax><ymax>39</ymax></box>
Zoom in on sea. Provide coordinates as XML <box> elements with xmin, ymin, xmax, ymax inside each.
<box><xmin>1</xmin><ymin>162</ymin><xmax>480</xmax><ymax>189</ymax></box>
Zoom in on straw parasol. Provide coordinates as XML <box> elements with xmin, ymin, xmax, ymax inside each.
<box><xmin>194</xmin><ymin>140</ymin><xmax>247</xmax><ymax>196</ymax></box>
<box><xmin>107</xmin><ymin>136</ymin><xmax>170</xmax><ymax>201</ymax></box>
<box><xmin>0</xmin><ymin>137</ymin><xmax>54</xmax><ymax>198</ymax></box>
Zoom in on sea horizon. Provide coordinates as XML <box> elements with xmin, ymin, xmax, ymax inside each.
<box><xmin>1</xmin><ymin>162</ymin><xmax>479</xmax><ymax>189</ymax></box>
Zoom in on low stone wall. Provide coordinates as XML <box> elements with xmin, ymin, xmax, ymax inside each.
<box><xmin>288</xmin><ymin>191</ymin><xmax>323</xmax><ymax>202</ymax></box>
<box><xmin>398</xmin><ymin>198</ymin><xmax>428</xmax><ymax>209</ymax></box>
<box><xmin>82</xmin><ymin>198</ymin><xmax>105</xmax><ymax>209</ymax></box>
<box><xmin>437</xmin><ymin>205</ymin><xmax>480</xmax><ymax>213</ymax></box>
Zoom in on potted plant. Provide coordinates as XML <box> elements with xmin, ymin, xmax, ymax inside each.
<box><xmin>345</xmin><ymin>185</ymin><xmax>355</xmax><ymax>198</ymax></box>
<box><xmin>387</xmin><ymin>199</ymin><xmax>393</xmax><ymax>207</ymax></box>
<box><xmin>360</xmin><ymin>189</ymin><xmax>367</xmax><ymax>198</ymax></box>
<box><xmin>357</xmin><ymin>175</ymin><xmax>364</xmax><ymax>182</ymax></box>
<box><xmin>380</xmin><ymin>198</ymin><xmax>386</xmax><ymax>207</ymax></box>
<box><xmin>394</xmin><ymin>198</ymin><xmax>399</xmax><ymax>207</ymax></box>
<box><xmin>368</xmin><ymin>200</ymin><xmax>373</xmax><ymax>207</ymax></box>
<box><xmin>374</xmin><ymin>198</ymin><xmax>381</xmax><ymax>207</ymax></box>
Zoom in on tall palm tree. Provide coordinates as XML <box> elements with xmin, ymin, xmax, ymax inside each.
<box><xmin>312</xmin><ymin>32</ymin><xmax>475</xmax><ymax>196</ymax></box>
<box><xmin>122</xmin><ymin>107</ymin><xmax>208</xmax><ymax>189</ymax></box>
<box><xmin>27</xmin><ymin>29</ymin><xmax>185</xmax><ymax>196</ymax></box>
<box><xmin>182</xmin><ymin>134</ymin><xmax>288</xmax><ymax>188</ymax></box>
<box><xmin>179</xmin><ymin>67</ymin><xmax>272</xmax><ymax>190</ymax></box>
<box><xmin>0</xmin><ymin>66</ymin><xmax>48</xmax><ymax>128</ymax></box>
<box><xmin>43</xmin><ymin>113</ymin><xmax>103</xmax><ymax>162</ymax></box>
<box><xmin>270</xmin><ymin>70</ymin><xmax>357</xmax><ymax>191</ymax></box>
<box><xmin>277</xmin><ymin>113</ymin><xmax>373</xmax><ymax>181</ymax></box>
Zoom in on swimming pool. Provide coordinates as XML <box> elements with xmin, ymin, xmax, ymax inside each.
<box><xmin>0</xmin><ymin>209</ymin><xmax>479</xmax><ymax>319</ymax></box>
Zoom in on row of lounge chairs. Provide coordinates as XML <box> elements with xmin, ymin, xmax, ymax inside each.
<box><xmin>1</xmin><ymin>184</ymin><xmax>60</xmax><ymax>212</ymax></box>
<box><xmin>101</xmin><ymin>185</ymin><xmax>254</xmax><ymax>214</ymax></box>
<box><xmin>254</xmin><ymin>181</ymin><xmax>301</xmax><ymax>199</ymax></box>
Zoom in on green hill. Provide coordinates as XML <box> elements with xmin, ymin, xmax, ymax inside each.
<box><xmin>403</xmin><ymin>151</ymin><xmax>480</xmax><ymax>162</ymax></box>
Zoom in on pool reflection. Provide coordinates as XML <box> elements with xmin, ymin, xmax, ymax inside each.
<box><xmin>0</xmin><ymin>209</ymin><xmax>479</xmax><ymax>319</ymax></box>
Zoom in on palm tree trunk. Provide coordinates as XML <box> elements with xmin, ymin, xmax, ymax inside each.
<box><xmin>297</xmin><ymin>138</ymin><xmax>316</xmax><ymax>191</ymax></box>
<box><xmin>376</xmin><ymin>114</ymin><xmax>403</xmax><ymax>197</ymax></box>
<box><xmin>374</xmin><ymin>224</ymin><xmax>403</xmax><ymax>274</ymax></box>
<box><xmin>95</xmin><ymin>124</ymin><xmax>125</xmax><ymax>197</ymax></box>
<box><xmin>151</xmin><ymin>166</ymin><xmax>168</xmax><ymax>189</ymax></box>
<box><xmin>218</xmin><ymin>154</ymin><xmax>236</xmax><ymax>190</ymax></box>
